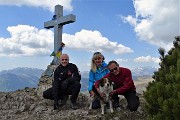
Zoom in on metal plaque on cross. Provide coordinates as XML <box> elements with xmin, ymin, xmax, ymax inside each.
<box><xmin>44</xmin><ymin>5</ymin><xmax>76</xmax><ymax>65</ymax></box>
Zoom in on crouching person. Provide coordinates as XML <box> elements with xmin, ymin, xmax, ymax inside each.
<box><xmin>95</xmin><ymin>60</ymin><xmax>140</xmax><ymax>111</ymax></box>
<box><xmin>43</xmin><ymin>54</ymin><xmax>81</xmax><ymax>110</ymax></box>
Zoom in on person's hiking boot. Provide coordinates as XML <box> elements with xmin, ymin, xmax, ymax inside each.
<box><xmin>54</xmin><ymin>103</ymin><xmax>60</xmax><ymax>110</ymax></box>
<box><xmin>54</xmin><ymin>100</ymin><xmax>60</xmax><ymax>110</ymax></box>
<box><xmin>113</xmin><ymin>100</ymin><xmax>120</xmax><ymax>108</ymax></box>
<box><xmin>137</xmin><ymin>96</ymin><xmax>140</xmax><ymax>106</ymax></box>
<box><xmin>62</xmin><ymin>95</ymin><xmax>69</xmax><ymax>104</ymax></box>
<box><xmin>59</xmin><ymin>95</ymin><xmax>68</xmax><ymax>106</ymax></box>
<box><xmin>71</xmin><ymin>102</ymin><xmax>78</xmax><ymax>110</ymax></box>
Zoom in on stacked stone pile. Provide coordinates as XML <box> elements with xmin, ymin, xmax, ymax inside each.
<box><xmin>36</xmin><ymin>65</ymin><xmax>57</xmax><ymax>98</ymax></box>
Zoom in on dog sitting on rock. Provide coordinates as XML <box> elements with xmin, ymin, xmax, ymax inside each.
<box><xmin>89</xmin><ymin>78</ymin><xmax>114</xmax><ymax>114</ymax></box>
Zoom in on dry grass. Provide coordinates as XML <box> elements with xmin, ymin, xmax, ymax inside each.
<box><xmin>134</xmin><ymin>77</ymin><xmax>154</xmax><ymax>94</ymax></box>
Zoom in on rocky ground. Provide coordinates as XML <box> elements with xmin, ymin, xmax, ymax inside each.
<box><xmin>0</xmin><ymin>65</ymin><xmax>151</xmax><ymax>120</ymax></box>
<box><xmin>0</xmin><ymin>87</ymin><xmax>149</xmax><ymax>120</ymax></box>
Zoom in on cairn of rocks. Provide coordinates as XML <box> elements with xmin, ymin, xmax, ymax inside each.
<box><xmin>36</xmin><ymin>65</ymin><xmax>57</xmax><ymax>98</ymax></box>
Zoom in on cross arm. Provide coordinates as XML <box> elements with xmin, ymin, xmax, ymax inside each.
<box><xmin>56</xmin><ymin>14</ymin><xmax>76</xmax><ymax>25</ymax></box>
<box><xmin>44</xmin><ymin>14</ymin><xmax>76</xmax><ymax>29</ymax></box>
<box><xmin>44</xmin><ymin>20</ymin><xmax>56</xmax><ymax>29</ymax></box>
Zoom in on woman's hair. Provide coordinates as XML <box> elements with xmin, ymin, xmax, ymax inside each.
<box><xmin>90</xmin><ymin>52</ymin><xmax>104</xmax><ymax>72</ymax></box>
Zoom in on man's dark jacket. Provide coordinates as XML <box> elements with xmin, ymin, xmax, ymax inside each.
<box><xmin>52</xmin><ymin>63</ymin><xmax>81</xmax><ymax>103</ymax></box>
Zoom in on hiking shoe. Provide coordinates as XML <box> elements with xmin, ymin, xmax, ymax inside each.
<box><xmin>62</xmin><ymin>95</ymin><xmax>69</xmax><ymax>104</ymax></box>
<box><xmin>54</xmin><ymin>104</ymin><xmax>60</xmax><ymax>110</ymax></box>
<box><xmin>113</xmin><ymin>101</ymin><xmax>120</xmax><ymax>108</ymax></box>
<box><xmin>59</xmin><ymin>95</ymin><xmax>68</xmax><ymax>106</ymax></box>
<box><xmin>71</xmin><ymin>102</ymin><xmax>78</xmax><ymax>110</ymax></box>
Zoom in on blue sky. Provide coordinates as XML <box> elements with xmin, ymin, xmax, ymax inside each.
<box><xmin>0</xmin><ymin>0</ymin><xmax>179</xmax><ymax>72</ymax></box>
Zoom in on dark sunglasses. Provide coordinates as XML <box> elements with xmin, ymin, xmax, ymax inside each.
<box><xmin>61</xmin><ymin>59</ymin><xmax>68</xmax><ymax>61</ymax></box>
<box><xmin>110</xmin><ymin>67</ymin><xmax>118</xmax><ymax>72</ymax></box>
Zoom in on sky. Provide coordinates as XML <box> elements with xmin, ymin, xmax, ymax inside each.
<box><xmin>0</xmin><ymin>0</ymin><xmax>179</xmax><ymax>72</ymax></box>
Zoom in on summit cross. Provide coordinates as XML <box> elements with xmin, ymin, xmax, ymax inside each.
<box><xmin>44</xmin><ymin>5</ymin><xmax>76</xmax><ymax>65</ymax></box>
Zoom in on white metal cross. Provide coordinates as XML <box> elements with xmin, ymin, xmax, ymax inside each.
<box><xmin>44</xmin><ymin>5</ymin><xmax>76</xmax><ymax>65</ymax></box>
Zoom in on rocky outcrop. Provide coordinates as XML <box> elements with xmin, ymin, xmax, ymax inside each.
<box><xmin>0</xmin><ymin>87</ymin><xmax>90</xmax><ymax>120</ymax></box>
<box><xmin>36</xmin><ymin>65</ymin><xmax>57</xmax><ymax>98</ymax></box>
<box><xmin>0</xmin><ymin>65</ymin><xmax>149</xmax><ymax>120</ymax></box>
<box><xmin>0</xmin><ymin>87</ymin><xmax>148</xmax><ymax>120</ymax></box>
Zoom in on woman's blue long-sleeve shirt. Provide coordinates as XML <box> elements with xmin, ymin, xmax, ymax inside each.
<box><xmin>88</xmin><ymin>61</ymin><xmax>109</xmax><ymax>91</ymax></box>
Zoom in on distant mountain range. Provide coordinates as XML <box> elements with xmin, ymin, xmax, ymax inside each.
<box><xmin>80</xmin><ymin>66</ymin><xmax>158</xmax><ymax>91</ymax></box>
<box><xmin>80</xmin><ymin>71</ymin><xmax>89</xmax><ymax>92</ymax></box>
<box><xmin>0</xmin><ymin>66</ymin><xmax>158</xmax><ymax>92</ymax></box>
<box><xmin>0</xmin><ymin>67</ymin><xmax>44</xmax><ymax>92</ymax></box>
<box><xmin>131</xmin><ymin>66</ymin><xmax>158</xmax><ymax>79</ymax></box>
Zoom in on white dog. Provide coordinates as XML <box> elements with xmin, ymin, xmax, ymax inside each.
<box><xmin>89</xmin><ymin>78</ymin><xmax>114</xmax><ymax>114</ymax></box>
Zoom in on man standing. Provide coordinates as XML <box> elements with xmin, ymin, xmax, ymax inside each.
<box><xmin>43</xmin><ymin>54</ymin><xmax>81</xmax><ymax>110</ymax></box>
<box><xmin>95</xmin><ymin>60</ymin><xmax>139</xmax><ymax>111</ymax></box>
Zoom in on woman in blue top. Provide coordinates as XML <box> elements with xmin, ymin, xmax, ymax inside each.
<box><xmin>88</xmin><ymin>52</ymin><xmax>109</xmax><ymax>109</ymax></box>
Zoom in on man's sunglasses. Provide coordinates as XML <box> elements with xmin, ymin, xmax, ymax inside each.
<box><xmin>110</xmin><ymin>67</ymin><xmax>118</xmax><ymax>72</ymax></box>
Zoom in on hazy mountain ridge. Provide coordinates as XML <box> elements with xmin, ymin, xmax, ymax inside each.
<box><xmin>81</xmin><ymin>67</ymin><xmax>158</xmax><ymax>78</ymax></box>
<box><xmin>0</xmin><ymin>67</ymin><xmax>44</xmax><ymax>77</ymax></box>
<box><xmin>131</xmin><ymin>66</ymin><xmax>158</xmax><ymax>77</ymax></box>
<box><xmin>0</xmin><ymin>67</ymin><xmax>156</xmax><ymax>92</ymax></box>
<box><xmin>0</xmin><ymin>67</ymin><xmax>44</xmax><ymax>92</ymax></box>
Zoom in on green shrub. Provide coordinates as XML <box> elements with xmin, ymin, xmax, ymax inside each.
<box><xmin>144</xmin><ymin>36</ymin><xmax>180</xmax><ymax>120</ymax></box>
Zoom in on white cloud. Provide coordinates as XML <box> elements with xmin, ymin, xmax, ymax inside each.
<box><xmin>0</xmin><ymin>25</ymin><xmax>53</xmax><ymax>57</ymax></box>
<box><xmin>121</xmin><ymin>15</ymin><xmax>137</xmax><ymax>26</ymax></box>
<box><xmin>0</xmin><ymin>0</ymin><xmax>73</xmax><ymax>12</ymax></box>
<box><xmin>0</xmin><ymin>26</ymin><xmax>133</xmax><ymax>57</ymax></box>
<box><xmin>122</xmin><ymin>0</ymin><xmax>179</xmax><ymax>50</ymax></box>
<box><xmin>63</xmin><ymin>29</ymin><xmax>133</xmax><ymax>54</ymax></box>
<box><xmin>134</xmin><ymin>55</ymin><xmax>160</xmax><ymax>63</ymax></box>
<box><xmin>116</xmin><ymin>58</ymin><xmax>129</xmax><ymax>63</ymax></box>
